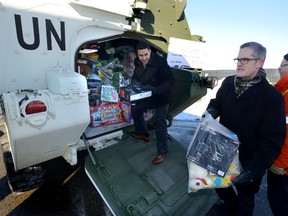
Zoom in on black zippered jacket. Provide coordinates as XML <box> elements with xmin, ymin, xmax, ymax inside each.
<box><xmin>207</xmin><ymin>75</ymin><xmax>286</xmax><ymax>178</ymax></box>
<box><xmin>132</xmin><ymin>52</ymin><xmax>175</xmax><ymax>107</ymax></box>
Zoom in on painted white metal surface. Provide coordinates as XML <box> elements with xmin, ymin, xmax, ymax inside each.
<box><xmin>2</xmin><ymin>70</ymin><xmax>90</xmax><ymax>170</ymax></box>
<box><xmin>0</xmin><ymin>0</ymin><xmax>131</xmax><ymax>93</ymax></box>
<box><xmin>0</xmin><ymin>0</ymin><xmax>134</xmax><ymax>170</ymax></box>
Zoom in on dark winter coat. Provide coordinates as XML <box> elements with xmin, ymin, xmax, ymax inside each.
<box><xmin>207</xmin><ymin>75</ymin><xmax>286</xmax><ymax>178</ymax></box>
<box><xmin>132</xmin><ymin>52</ymin><xmax>175</xmax><ymax>107</ymax></box>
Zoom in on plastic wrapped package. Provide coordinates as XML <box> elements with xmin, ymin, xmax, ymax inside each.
<box><xmin>186</xmin><ymin>117</ymin><xmax>241</xmax><ymax>192</ymax></box>
<box><xmin>187</xmin><ymin>152</ymin><xmax>240</xmax><ymax>192</ymax></box>
<box><xmin>187</xmin><ymin>117</ymin><xmax>240</xmax><ymax>177</ymax></box>
<box><xmin>98</xmin><ymin>58</ymin><xmax>127</xmax><ymax>87</ymax></box>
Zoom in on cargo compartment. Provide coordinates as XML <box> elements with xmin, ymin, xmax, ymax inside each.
<box><xmin>76</xmin><ymin>37</ymin><xmax>208</xmax><ymax>140</ymax></box>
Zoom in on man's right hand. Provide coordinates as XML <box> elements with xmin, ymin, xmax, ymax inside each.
<box><xmin>233</xmin><ymin>170</ymin><xmax>254</xmax><ymax>186</ymax></box>
<box><xmin>142</xmin><ymin>85</ymin><xmax>158</xmax><ymax>94</ymax></box>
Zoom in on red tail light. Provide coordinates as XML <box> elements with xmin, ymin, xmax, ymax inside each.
<box><xmin>25</xmin><ymin>100</ymin><xmax>47</xmax><ymax>115</ymax></box>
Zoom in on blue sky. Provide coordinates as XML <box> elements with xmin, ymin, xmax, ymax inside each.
<box><xmin>185</xmin><ymin>0</ymin><xmax>287</xmax><ymax>70</ymax></box>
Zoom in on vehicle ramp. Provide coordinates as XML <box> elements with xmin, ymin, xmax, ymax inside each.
<box><xmin>85</xmin><ymin>132</ymin><xmax>217</xmax><ymax>216</ymax></box>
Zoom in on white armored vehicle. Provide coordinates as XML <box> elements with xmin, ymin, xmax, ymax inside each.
<box><xmin>0</xmin><ymin>0</ymin><xmax>217</xmax><ymax>215</ymax></box>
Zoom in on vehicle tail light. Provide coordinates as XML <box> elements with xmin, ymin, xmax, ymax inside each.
<box><xmin>25</xmin><ymin>100</ymin><xmax>47</xmax><ymax>115</ymax></box>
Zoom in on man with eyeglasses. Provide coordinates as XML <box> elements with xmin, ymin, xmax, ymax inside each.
<box><xmin>267</xmin><ymin>53</ymin><xmax>288</xmax><ymax>216</ymax></box>
<box><xmin>205</xmin><ymin>42</ymin><xmax>286</xmax><ymax>216</ymax></box>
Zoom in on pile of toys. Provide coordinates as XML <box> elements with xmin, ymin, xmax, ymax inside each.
<box><xmin>77</xmin><ymin>45</ymin><xmax>150</xmax><ymax>128</ymax></box>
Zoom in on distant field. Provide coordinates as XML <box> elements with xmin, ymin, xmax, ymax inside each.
<box><xmin>204</xmin><ymin>69</ymin><xmax>279</xmax><ymax>83</ymax></box>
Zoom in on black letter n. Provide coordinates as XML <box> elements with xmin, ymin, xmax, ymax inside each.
<box><xmin>46</xmin><ymin>20</ymin><xmax>65</xmax><ymax>51</ymax></box>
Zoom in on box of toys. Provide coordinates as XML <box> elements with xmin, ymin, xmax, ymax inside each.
<box><xmin>100</xmin><ymin>85</ymin><xmax>119</xmax><ymax>102</ymax></box>
<box><xmin>119</xmin><ymin>85</ymin><xmax>152</xmax><ymax>102</ymax></box>
<box><xmin>120</xmin><ymin>101</ymin><xmax>132</xmax><ymax>123</ymax></box>
<box><xmin>90</xmin><ymin>103</ymin><xmax>124</xmax><ymax>128</ymax></box>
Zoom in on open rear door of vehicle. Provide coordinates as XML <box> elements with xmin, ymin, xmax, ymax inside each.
<box><xmin>85</xmin><ymin>131</ymin><xmax>217</xmax><ymax>216</ymax></box>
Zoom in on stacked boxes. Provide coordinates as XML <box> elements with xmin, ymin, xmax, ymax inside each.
<box><xmin>78</xmin><ymin>45</ymin><xmax>151</xmax><ymax>128</ymax></box>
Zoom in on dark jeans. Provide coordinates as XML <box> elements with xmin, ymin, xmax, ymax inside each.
<box><xmin>131</xmin><ymin>100</ymin><xmax>169</xmax><ymax>155</ymax></box>
<box><xmin>214</xmin><ymin>175</ymin><xmax>263</xmax><ymax>216</ymax></box>
<box><xmin>267</xmin><ymin>170</ymin><xmax>288</xmax><ymax>216</ymax></box>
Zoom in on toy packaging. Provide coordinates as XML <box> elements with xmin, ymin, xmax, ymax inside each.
<box><xmin>186</xmin><ymin>116</ymin><xmax>241</xmax><ymax>192</ymax></box>
<box><xmin>100</xmin><ymin>85</ymin><xmax>119</xmax><ymax>102</ymax></box>
<box><xmin>186</xmin><ymin>116</ymin><xmax>240</xmax><ymax>177</ymax></box>
<box><xmin>187</xmin><ymin>153</ymin><xmax>240</xmax><ymax>192</ymax></box>
<box><xmin>119</xmin><ymin>84</ymin><xmax>152</xmax><ymax>102</ymax></box>
<box><xmin>120</xmin><ymin>101</ymin><xmax>132</xmax><ymax>123</ymax></box>
<box><xmin>90</xmin><ymin>103</ymin><xmax>124</xmax><ymax>127</ymax></box>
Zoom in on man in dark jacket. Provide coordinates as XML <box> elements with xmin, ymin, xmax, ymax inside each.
<box><xmin>206</xmin><ymin>42</ymin><xmax>286</xmax><ymax>216</ymax></box>
<box><xmin>131</xmin><ymin>42</ymin><xmax>175</xmax><ymax>165</ymax></box>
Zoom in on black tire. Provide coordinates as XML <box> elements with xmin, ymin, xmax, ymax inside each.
<box><xmin>0</xmin><ymin>118</ymin><xmax>46</xmax><ymax>193</ymax></box>
<box><xmin>1</xmin><ymin>143</ymin><xmax>46</xmax><ymax>193</ymax></box>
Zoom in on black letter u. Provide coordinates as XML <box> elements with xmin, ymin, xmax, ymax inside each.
<box><xmin>15</xmin><ymin>14</ymin><xmax>40</xmax><ymax>50</ymax></box>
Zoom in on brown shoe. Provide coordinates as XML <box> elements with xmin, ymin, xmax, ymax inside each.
<box><xmin>131</xmin><ymin>132</ymin><xmax>150</xmax><ymax>142</ymax></box>
<box><xmin>152</xmin><ymin>153</ymin><xmax>167</xmax><ymax>165</ymax></box>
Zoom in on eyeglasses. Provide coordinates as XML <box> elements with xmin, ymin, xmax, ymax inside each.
<box><xmin>280</xmin><ymin>64</ymin><xmax>288</xmax><ymax>68</ymax></box>
<box><xmin>233</xmin><ymin>58</ymin><xmax>260</xmax><ymax>64</ymax></box>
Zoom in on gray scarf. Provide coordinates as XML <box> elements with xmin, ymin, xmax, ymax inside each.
<box><xmin>234</xmin><ymin>68</ymin><xmax>266</xmax><ymax>97</ymax></box>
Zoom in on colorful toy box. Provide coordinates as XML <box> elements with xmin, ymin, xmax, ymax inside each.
<box><xmin>90</xmin><ymin>103</ymin><xmax>124</xmax><ymax>128</ymax></box>
<box><xmin>100</xmin><ymin>85</ymin><xmax>119</xmax><ymax>102</ymax></box>
<box><xmin>120</xmin><ymin>101</ymin><xmax>132</xmax><ymax>123</ymax></box>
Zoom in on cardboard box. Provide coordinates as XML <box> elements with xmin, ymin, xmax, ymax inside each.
<box><xmin>90</xmin><ymin>103</ymin><xmax>124</xmax><ymax>127</ymax></box>
<box><xmin>119</xmin><ymin>85</ymin><xmax>152</xmax><ymax>101</ymax></box>
<box><xmin>101</xmin><ymin>85</ymin><xmax>119</xmax><ymax>102</ymax></box>
<box><xmin>120</xmin><ymin>101</ymin><xmax>132</xmax><ymax>123</ymax></box>
<box><xmin>188</xmin><ymin>154</ymin><xmax>240</xmax><ymax>192</ymax></box>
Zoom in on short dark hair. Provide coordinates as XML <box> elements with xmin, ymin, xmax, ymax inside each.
<box><xmin>240</xmin><ymin>42</ymin><xmax>266</xmax><ymax>60</ymax></box>
<box><xmin>135</xmin><ymin>42</ymin><xmax>150</xmax><ymax>51</ymax></box>
<box><xmin>284</xmin><ymin>53</ymin><xmax>288</xmax><ymax>61</ymax></box>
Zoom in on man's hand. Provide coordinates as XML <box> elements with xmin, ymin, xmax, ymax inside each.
<box><xmin>201</xmin><ymin>110</ymin><xmax>212</xmax><ymax>121</ymax></box>
<box><xmin>233</xmin><ymin>170</ymin><xmax>254</xmax><ymax>186</ymax></box>
<box><xmin>269</xmin><ymin>164</ymin><xmax>286</xmax><ymax>175</ymax></box>
<box><xmin>142</xmin><ymin>85</ymin><xmax>158</xmax><ymax>94</ymax></box>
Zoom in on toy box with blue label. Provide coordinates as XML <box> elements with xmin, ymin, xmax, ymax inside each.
<box><xmin>100</xmin><ymin>85</ymin><xmax>119</xmax><ymax>102</ymax></box>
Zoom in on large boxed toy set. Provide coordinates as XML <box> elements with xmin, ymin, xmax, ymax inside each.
<box><xmin>186</xmin><ymin>116</ymin><xmax>241</xmax><ymax>192</ymax></box>
<box><xmin>119</xmin><ymin>84</ymin><xmax>152</xmax><ymax>102</ymax></box>
<box><xmin>90</xmin><ymin>103</ymin><xmax>124</xmax><ymax>127</ymax></box>
<box><xmin>77</xmin><ymin>45</ymin><xmax>151</xmax><ymax>128</ymax></box>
